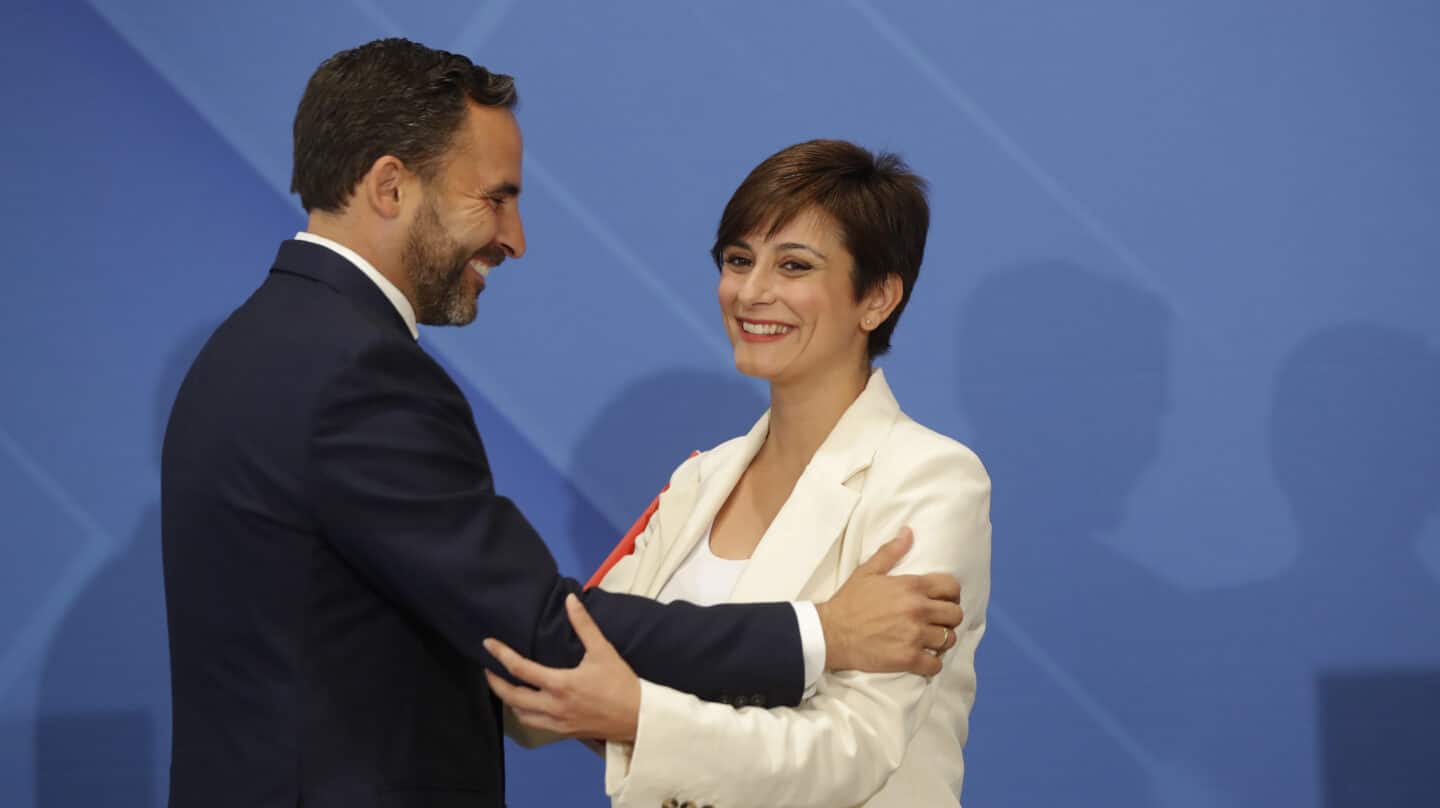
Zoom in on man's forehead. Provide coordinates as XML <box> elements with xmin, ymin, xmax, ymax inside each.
<box><xmin>462</xmin><ymin>102</ymin><xmax>522</xmax><ymax>145</ymax></box>
<box><xmin>443</xmin><ymin>105</ymin><xmax>522</xmax><ymax>183</ymax></box>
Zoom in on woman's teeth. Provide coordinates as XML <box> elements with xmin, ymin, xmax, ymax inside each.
<box><xmin>741</xmin><ymin>321</ymin><xmax>792</xmax><ymax>336</ymax></box>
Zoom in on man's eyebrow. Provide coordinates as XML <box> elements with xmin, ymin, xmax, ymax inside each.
<box><xmin>485</xmin><ymin>182</ymin><xmax>521</xmax><ymax>198</ymax></box>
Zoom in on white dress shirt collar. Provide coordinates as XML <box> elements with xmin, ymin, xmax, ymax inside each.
<box><xmin>294</xmin><ymin>231</ymin><xmax>419</xmax><ymax>340</ymax></box>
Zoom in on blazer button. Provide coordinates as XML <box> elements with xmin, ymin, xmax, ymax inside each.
<box><xmin>680</xmin><ymin>802</ymin><xmax>697</xmax><ymax>808</ymax></box>
<box><xmin>661</xmin><ymin>800</ymin><xmax>679</xmax><ymax>808</ymax></box>
<box><xmin>749</xmin><ymin>694</ymin><xmax>764</xmax><ymax>706</ymax></box>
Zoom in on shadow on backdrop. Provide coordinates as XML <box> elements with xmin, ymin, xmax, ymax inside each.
<box><xmin>34</xmin><ymin>324</ymin><xmax>214</xmax><ymax>807</ymax></box>
<box><xmin>954</xmin><ymin>261</ymin><xmax>1193</xmax><ymax>806</ymax></box>
<box><xmin>1269</xmin><ymin>323</ymin><xmax>1440</xmax><ymax>807</ymax></box>
<box><xmin>566</xmin><ymin>368</ymin><xmax>765</xmax><ymax>575</ymax></box>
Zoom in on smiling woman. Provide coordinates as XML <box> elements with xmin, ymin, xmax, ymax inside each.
<box><xmin>712</xmin><ymin>139</ymin><xmax>929</xmax><ymax>362</ymax></box>
<box><xmin>493</xmin><ymin>140</ymin><xmax>993</xmax><ymax>808</ymax></box>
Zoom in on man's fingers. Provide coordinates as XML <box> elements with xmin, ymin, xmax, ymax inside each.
<box><xmin>923</xmin><ymin>624</ymin><xmax>958</xmax><ymax>653</ymax></box>
<box><xmin>921</xmin><ymin>601</ymin><xmax>965</xmax><ymax>630</ymax></box>
<box><xmin>917</xmin><ymin>572</ymin><xmax>961</xmax><ymax>603</ymax></box>
<box><xmin>483</xmin><ymin>637</ymin><xmax>558</xmax><ymax>690</ymax></box>
<box><xmin>907</xmin><ymin>650</ymin><xmax>943</xmax><ymax>678</ymax></box>
<box><xmin>484</xmin><ymin>669</ymin><xmax>553</xmax><ymax>716</ymax></box>
<box><xmin>858</xmin><ymin>527</ymin><xmax>914</xmax><ymax>575</ymax></box>
<box><xmin>940</xmin><ymin>624</ymin><xmax>959</xmax><ymax>653</ymax></box>
<box><xmin>512</xmin><ymin>708</ymin><xmax>565</xmax><ymax>735</ymax></box>
<box><xmin>565</xmin><ymin>593</ymin><xmax>610</xmax><ymax>656</ymax></box>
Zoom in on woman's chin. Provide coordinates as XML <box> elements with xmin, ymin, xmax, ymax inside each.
<box><xmin>732</xmin><ymin>356</ymin><xmax>778</xmax><ymax>381</ymax></box>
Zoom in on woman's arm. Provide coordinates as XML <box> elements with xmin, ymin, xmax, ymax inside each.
<box><xmin>486</xmin><ymin>440</ymin><xmax>990</xmax><ymax>806</ymax></box>
<box><xmin>604</xmin><ymin>442</ymin><xmax>991</xmax><ymax>808</ymax></box>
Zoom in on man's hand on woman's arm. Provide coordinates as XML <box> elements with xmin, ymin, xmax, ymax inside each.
<box><xmin>818</xmin><ymin>526</ymin><xmax>963</xmax><ymax>677</ymax></box>
<box><xmin>484</xmin><ymin>526</ymin><xmax>962</xmax><ymax>741</ymax></box>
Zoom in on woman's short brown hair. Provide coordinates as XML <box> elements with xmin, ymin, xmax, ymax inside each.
<box><xmin>710</xmin><ymin>139</ymin><xmax>930</xmax><ymax>359</ymax></box>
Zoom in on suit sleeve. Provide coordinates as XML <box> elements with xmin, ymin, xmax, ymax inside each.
<box><xmin>305</xmin><ymin>340</ymin><xmax>804</xmax><ymax>707</ymax></box>
<box><xmin>507</xmin><ymin>455</ymin><xmax>694</xmax><ymax>750</ymax></box>
<box><xmin>603</xmin><ymin>442</ymin><xmax>992</xmax><ymax>808</ymax></box>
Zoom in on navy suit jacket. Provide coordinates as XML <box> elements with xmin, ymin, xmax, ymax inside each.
<box><xmin>161</xmin><ymin>240</ymin><xmax>803</xmax><ymax>808</ymax></box>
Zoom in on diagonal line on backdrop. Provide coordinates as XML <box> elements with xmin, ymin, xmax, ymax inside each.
<box><xmin>345</xmin><ymin>0</ymin><xmax>406</xmax><ymax>40</ymax></box>
<box><xmin>987</xmin><ymin>604</ymin><xmax>1163</xmax><ymax>773</ymax></box>
<box><xmin>521</xmin><ymin>156</ymin><xmax>734</xmax><ymax>364</ymax></box>
<box><xmin>451</xmin><ymin>0</ymin><xmax>523</xmax><ymax>55</ymax></box>
<box><xmin>82</xmin><ymin>0</ymin><xmax>709</xmax><ymax>529</ymax></box>
<box><xmin>846</xmin><ymin>0</ymin><xmax>1157</xmax><ymax>284</ymax></box>
<box><xmin>0</xmin><ymin>427</ymin><xmax>120</xmax><ymax>700</ymax></box>
<box><xmin>444</xmin><ymin>18</ymin><xmax>733</xmax><ymax>364</ymax></box>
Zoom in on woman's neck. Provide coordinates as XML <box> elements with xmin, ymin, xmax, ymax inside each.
<box><xmin>759</xmin><ymin>358</ymin><xmax>872</xmax><ymax>475</ymax></box>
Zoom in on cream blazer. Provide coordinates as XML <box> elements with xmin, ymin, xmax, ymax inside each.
<box><xmin>598</xmin><ymin>370</ymin><xmax>992</xmax><ymax>808</ymax></box>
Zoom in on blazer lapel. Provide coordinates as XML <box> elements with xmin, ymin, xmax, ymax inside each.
<box><xmin>729</xmin><ymin>370</ymin><xmax>903</xmax><ymax>602</ymax></box>
<box><xmin>639</xmin><ymin>414</ymin><xmax>770</xmax><ymax>599</ymax></box>
<box><xmin>728</xmin><ymin>474</ymin><xmax>859</xmax><ymax>603</ymax></box>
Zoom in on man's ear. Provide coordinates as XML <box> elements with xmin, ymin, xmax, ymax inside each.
<box><xmin>861</xmin><ymin>274</ymin><xmax>904</xmax><ymax>332</ymax></box>
<box><xmin>358</xmin><ymin>155</ymin><xmax>408</xmax><ymax>220</ymax></box>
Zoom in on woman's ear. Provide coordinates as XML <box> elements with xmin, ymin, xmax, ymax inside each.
<box><xmin>861</xmin><ymin>274</ymin><xmax>904</xmax><ymax>331</ymax></box>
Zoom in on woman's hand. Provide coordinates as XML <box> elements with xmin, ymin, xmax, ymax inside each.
<box><xmin>483</xmin><ymin>594</ymin><xmax>642</xmax><ymax>742</ymax></box>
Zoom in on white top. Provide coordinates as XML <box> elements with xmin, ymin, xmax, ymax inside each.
<box><xmin>294</xmin><ymin>231</ymin><xmax>419</xmax><ymax>340</ymax></box>
<box><xmin>655</xmin><ymin>528</ymin><xmax>748</xmax><ymax>606</ymax></box>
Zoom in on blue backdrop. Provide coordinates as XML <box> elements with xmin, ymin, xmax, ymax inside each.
<box><xmin>2</xmin><ymin>1</ymin><xmax>1437</xmax><ymax>806</ymax></box>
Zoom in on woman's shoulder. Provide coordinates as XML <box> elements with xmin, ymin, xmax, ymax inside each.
<box><xmin>873</xmin><ymin>411</ymin><xmax>990</xmax><ymax>488</ymax></box>
<box><xmin>662</xmin><ymin>431</ymin><xmax>752</xmax><ymax>487</ymax></box>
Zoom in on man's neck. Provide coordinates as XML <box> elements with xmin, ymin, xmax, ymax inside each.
<box><xmin>305</xmin><ymin>214</ymin><xmax>415</xmax><ymax>304</ymax></box>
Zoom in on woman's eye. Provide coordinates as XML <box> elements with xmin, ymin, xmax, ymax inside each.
<box><xmin>724</xmin><ymin>255</ymin><xmax>753</xmax><ymax>268</ymax></box>
<box><xmin>782</xmin><ymin>260</ymin><xmax>812</xmax><ymax>272</ymax></box>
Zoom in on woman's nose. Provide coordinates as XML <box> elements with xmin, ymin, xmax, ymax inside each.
<box><xmin>738</xmin><ymin>265</ymin><xmax>775</xmax><ymax>304</ymax></box>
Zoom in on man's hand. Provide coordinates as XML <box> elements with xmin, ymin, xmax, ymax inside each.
<box><xmin>483</xmin><ymin>594</ymin><xmax>642</xmax><ymax>742</ymax></box>
<box><xmin>816</xmin><ymin>527</ymin><xmax>963</xmax><ymax>677</ymax></box>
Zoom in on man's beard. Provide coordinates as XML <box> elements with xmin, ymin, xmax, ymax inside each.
<box><xmin>404</xmin><ymin>199</ymin><xmax>480</xmax><ymax>326</ymax></box>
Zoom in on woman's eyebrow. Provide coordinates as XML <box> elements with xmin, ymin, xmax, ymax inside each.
<box><xmin>774</xmin><ymin>241</ymin><xmax>827</xmax><ymax>259</ymax></box>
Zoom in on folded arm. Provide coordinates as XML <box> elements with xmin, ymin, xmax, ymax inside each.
<box><xmin>604</xmin><ymin>450</ymin><xmax>991</xmax><ymax>807</ymax></box>
<box><xmin>491</xmin><ymin>445</ymin><xmax>991</xmax><ymax>806</ymax></box>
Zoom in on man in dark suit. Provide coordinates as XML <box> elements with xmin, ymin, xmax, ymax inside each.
<box><xmin>162</xmin><ymin>38</ymin><xmax>963</xmax><ymax>808</ymax></box>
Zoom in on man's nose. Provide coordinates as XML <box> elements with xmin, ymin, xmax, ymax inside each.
<box><xmin>500</xmin><ymin>207</ymin><xmax>526</xmax><ymax>259</ymax></box>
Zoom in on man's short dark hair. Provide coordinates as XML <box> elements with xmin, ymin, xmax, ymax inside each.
<box><xmin>291</xmin><ymin>38</ymin><xmax>517</xmax><ymax>213</ymax></box>
<box><xmin>711</xmin><ymin>139</ymin><xmax>930</xmax><ymax>359</ymax></box>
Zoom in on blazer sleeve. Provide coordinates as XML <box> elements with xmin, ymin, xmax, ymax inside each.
<box><xmin>305</xmin><ymin>340</ymin><xmax>804</xmax><ymax>707</ymax></box>
<box><xmin>603</xmin><ymin>440</ymin><xmax>992</xmax><ymax>808</ymax></box>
